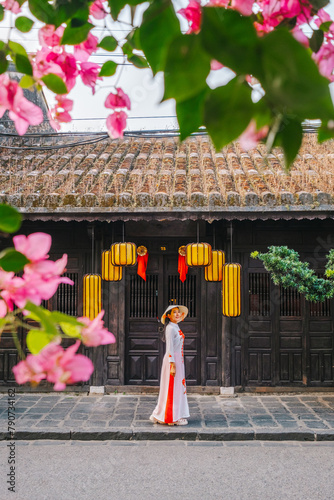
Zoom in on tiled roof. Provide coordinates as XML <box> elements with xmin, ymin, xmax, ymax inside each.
<box><xmin>1</xmin><ymin>133</ymin><xmax>334</xmax><ymax>220</ymax></box>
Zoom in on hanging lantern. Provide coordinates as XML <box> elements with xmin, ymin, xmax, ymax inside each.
<box><xmin>186</xmin><ymin>242</ymin><xmax>212</xmax><ymax>267</ymax></box>
<box><xmin>222</xmin><ymin>264</ymin><xmax>241</xmax><ymax>317</ymax></box>
<box><xmin>137</xmin><ymin>246</ymin><xmax>148</xmax><ymax>281</ymax></box>
<box><xmin>83</xmin><ymin>274</ymin><xmax>102</xmax><ymax>320</ymax></box>
<box><xmin>101</xmin><ymin>250</ymin><xmax>122</xmax><ymax>282</ymax></box>
<box><xmin>205</xmin><ymin>250</ymin><xmax>225</xmax><ymax>282</ymax></box>
<box><xmin>111</xmin><ymin>242</ymin><xmax>137</xmax><ymax>266</ymax></box>
<box><xmin>178</xmin><ymin>245</ymin><xmax>188</xmax><ymax>282</ymax></box>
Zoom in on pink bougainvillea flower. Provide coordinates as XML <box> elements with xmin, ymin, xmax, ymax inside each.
<box><xmin>0</xmin><ymin>75</ymin><xmax>43</xmax><ymax>135</ymax></box>
<box><xmin>12</xmin><ymin>355</ymin><xmax>46</xmax><ymax>385</ymax></box>
<box><xmin>13</xmin><ymin>232</ymin><xmax>51</xmax><ymax>263</ymax></box>
<box><xmin>292</xmin><ymin>26</ymin><xmax>309</xmax><ymax>47</ymax></box>
<box><xmin>238</xmin><ymin>120</ymin><xmax>269</xmax><ymax>151</ymax></box>
<box><xmin>74</xmin><ymin>33</ymin><xmax>99</xmax><ymax>62</ymax></box>
<box><xmin>90</xmin><ymin>0</ymin><xmax>108</xmax><ymax>19</ymax></box>
<box><xmin>257</xmin><ymin>0</ymin><xmax>312</xmax><ymax>33</ymax></box>
<box><xmin>78</xmin><ymin>310</ymin><xmax>116</xmax><ymax>347</ymax></box>
<box><xmin>313</xmin><ymin>41</ymin><xmax>334</xmax><ymax>81</ymax></box>
<box><xmin>0</xmin><ymin>299</ymin><xmax>7</xmax><ymax>318</ymax></box>
<box><xmin>38</xmin><ymin>340</ymin><xmax>94</xmax><ymax>391</ymax></box>
<box><xmin>49</xmin><ymin>95</ymin><xmax>73</xmax><ymax>130</ymax></box>
<box><xmin>80</xmin><ymin>62</ymin><xmax>102</xmax><ymax>94</ymax></box>
<box><xmin>231</xmin><ymin>0</ymin><xmax>253</xmax><ymax>16</ymax></box>
<box><xmin>211</xmin><ymin>60</ymin><xmax>224</xmax><ymax>70</ymax></box>
<box><xmin>105</xmin><ymin>88</ymin><xmax>131</xmax><ymax>110</ymax></box>
<box><xmin>38</xmin><ymin>25</ymin><xmax>65</xmax><ymax>48</ymax></box>
<box><xmin>207</xmin><ymin>0</ymin><xmax>229</xmax><ymax>5</ymax></box>
<box><xmin>23</xmin><ymin>254</ymin><xmax>74</xmax><ymax>301</ymax></box>
<box><xmin>178</xmin><ymin>0</ymin><xmax>202</xmax><ymax>34</ymax></box>
<box><xmin>33</xmin><ymin>48</ymin><xmax>65</xmax><ymax>81</ymax></box>
<box><xmin>1</xmin><ymin>0</ymin><xmax>21</xmax><ymax>14</ymax></box>
<box><xmin>46</xmin><ymin>51</ymin><xmax>78</xmax><ymax>91</ymax></box>
<box><xmin>106</xmin><ymin>111</ymin><xmax>127</xmax><ymax>138</ymax></box>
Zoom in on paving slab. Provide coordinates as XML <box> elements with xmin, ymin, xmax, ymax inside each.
<box><xmin>1</xmin><ymin>392</ymin><xmax>334</xmax><ymax>441</ymax></box>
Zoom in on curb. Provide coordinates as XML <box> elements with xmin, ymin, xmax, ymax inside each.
<box><xmin>2</xmin><ymin>429</ymin><xmax>334</xmax><ymax>441</ymax></box>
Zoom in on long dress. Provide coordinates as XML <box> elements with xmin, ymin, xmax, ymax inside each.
<box><xmin>151</xmin><ymin>321</ymin><xmax>190</xmax><ymax>424</ymax></box>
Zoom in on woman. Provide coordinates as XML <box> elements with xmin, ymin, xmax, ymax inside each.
<box><xmin>150</xmin><ymin>305</ymin><xmax>190</xmax><ymax>426</ymax></box>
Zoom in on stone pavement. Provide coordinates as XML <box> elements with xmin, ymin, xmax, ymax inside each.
<box><xmin>1</xmin><ymin>392</ymin><xmax>334</xmax><ymax>441</ymax></box>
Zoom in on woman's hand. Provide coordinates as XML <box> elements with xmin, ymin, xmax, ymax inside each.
<box><xmin>170</xmin><ymin>362</ymin><xmax>176</xmax><ymax>377</ymax></box>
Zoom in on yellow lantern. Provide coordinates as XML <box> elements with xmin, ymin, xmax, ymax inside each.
<box><xmin>83</xmin><ymin>274</ymin><xmax>101</xmax><ymax>320</ymax></box>
<box><xmin>111</xmin><ymin>242</ymin><xmax>137</xmax><ymax>266</ymax></box>
<box><xmin>102</xmin><ymin>250</ymin><xmax>122</xmax><ymax>281</ymax></box>
<box><xmin>222</xmin><ymin>263</ymin><xmax>241</xmax><ymax>317</ymax></box>
<box><xmin>205</xmin><ymin>250</ymin><xmax>225</xmax><ymax>282</ymax></box>
<box><xmin>186</xmin><ymin>242</ymin><xmax>212</xmax><ymax>267</ymax></box>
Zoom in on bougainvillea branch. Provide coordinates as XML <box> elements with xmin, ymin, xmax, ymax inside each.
<box><xmin>251</xmin><ymin>246</ymin><xmax>334</xmax><ymax>302</ymax></box>
<box><xmin>0</xmin><ymin>0</ymin><xmax>333</xmax><ymax>165</ymax></box>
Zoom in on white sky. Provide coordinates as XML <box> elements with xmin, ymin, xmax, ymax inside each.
<box><xmin>0</xmin><ymin>1</ymin><xmax>334</xmax><ymax>132</ymax></box>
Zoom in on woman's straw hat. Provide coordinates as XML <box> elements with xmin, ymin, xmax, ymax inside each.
<box><xmin>161</xmin><ymin>305</ymin><xmax>188</xmax><ymax>324</ymax></box>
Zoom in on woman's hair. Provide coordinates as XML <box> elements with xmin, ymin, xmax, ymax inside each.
<box><xmin>160</xmin><ymin>316</ymin><xmax>170</xmax><ymax>342</ymax></box>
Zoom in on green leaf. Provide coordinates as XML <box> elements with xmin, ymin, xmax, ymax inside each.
<box><xmin>204</xmin><ymin>78</ymin><xmax>254</xmax><ymax>150</ymax></box>
<box><xmin>318</xmin><ymin>123</ymin><xmax>334</xmax><ymax>142</ymax></box>
<box><xmin>61</xmin><ymin>20</ymin><xmax>93</xmax><ymax>45</ymax></box>
<box><xmin>319</xmin><ymin>21</ymin><xmax>332</xmax><ymax>32</ymax></box>
<box><xmin>164</xmin><ymin>34</ymin><xmax>211</xmax><ymax>103</ymax></box>
<box><xmin>201</xmin><ymin>8</ymin><xmax>260</xmax><ymax>77</ymax></box>
<box><xmin>26</xmin><ymin>329</ymin><xmax>54</xmax><ymax>354</ymax></box>
<box><xmin>25</xmin><ymin>302</ymin><xmax>58</xmax><ymax>337</ymax></box>
<box><xmin>309</xmin><ymin>29</ymin><xmax>324</xmax><ymax>54</ymax></box>
<box><xmin>260</xmin><ymin>29</ymin><xmax>334</xmax><ymax>121</ymax></box>
<box><xmin>41</xmin><ymin>74</ymin><xmax>68</xmax><ymax>94</ymax></box>
<box><xmin>0</xmin><ymin>204</ymin><xmax>22</xmax><ymax>233</ymax></box>
<box><xmin>98</xmin><ymin>36</ymin><xmax>118</xmax><ymax>52</ymax></box>
<box><xmin>8</xmin><ymin>41</ymin><xmax>29</xmax><ymax>57</ymax></box>
<box><xmin>276</xmin><ymin>117</ymin><xmax>303</xmax><ymax>169</ymax></box>
<box><xmin>28</xmin><ymin>0</ymin><xmax>55</xmax><ymax>24</ymax></box>
<box><xmin>139</xmin><ymin>0</ymin><xmax>181</xmax><ymax>74</ymax></box>
<box><xmin>99</xmin><ymin>60</ymin><xmax>117</xmax><ymax>77</ymax></box>
<box><xmin>60</xmin><ymin>322</ymin><xmax>81</xmax><ymax>338</ymax></box>
<box><xmin>308</xmin><ymin>0</ymin><xmax>329</xmax><ymax>9</ymax></box>
<box><xmin>0</xmin><ymin>249</ymin><xmax>30</xmax><ymax>272</ymax></box>
<box><xmin>50</xmin><ymin>311</ymin><xmax>82</xmax><ymax>326</ymax></box>
<box><xmin>0</xmin><ymin>50</ymin><xmax>8</xmax><ymax>75</ymax></box>
<box><xmin>127</xmin><ymin>53</ymin><xmax>149</xmax><ymax>69</ymax></box>
<box><xmin>176</xmin><ymin>88</ymin><xmax>208</xmax><ymax>141</ymax></box>
<box><xmin>0</xmin><ymin>5</ymin><xmax>4</xmax><ymax>22</ymax></box>
<box><xmin>108</xmin><ymin>0</ymin><xmax>144</xmax><ymax>20</ymax></box>
<box><xmin>50</xmin><ymin>311</ymin><xmax>82</xmax><ymax>338</ymax></box>
<box><xmin>15</xmin><ymin>16</ymin><xmax>34</xmax><ymax>33</ymax></box>
<box><xmin>15</xmin><ymin>54</ymin><xmax>33</xmax><ymax>76</ymax></box>
<box><xmin>20</xmin><ymin>75</ymin><xmax>35</xmax><ymax>88</ymax></box>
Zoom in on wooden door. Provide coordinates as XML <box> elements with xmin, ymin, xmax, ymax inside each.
<box><xmin>125</xmin><ymin>253</ymin><xmax>201</xmax><ymax>385</ymax></box>
<box><xmin>240</xmin><ymin>269</ymin><xmax>334</xmax><ymax>387</ymax></box>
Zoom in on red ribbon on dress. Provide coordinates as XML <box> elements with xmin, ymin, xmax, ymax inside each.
<box><xmin>137</xmin><ymin>252</ymin><xmax>149</xmax><ymax>281</ymax></box>
<box><xmin>178</xmin><ymin>255</ymin><xmax>188</xmax><ymax>282</ymax></box>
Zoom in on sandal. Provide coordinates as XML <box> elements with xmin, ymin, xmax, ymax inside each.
<box><xmin>176</xmin><ymin>418</ymin><xmax>188</xmax><ymax>425</ymax></box>
<box><xmin>168</xmin><ymin>418</ymin><xmax>188</xmax><ymax>426</ymax></box>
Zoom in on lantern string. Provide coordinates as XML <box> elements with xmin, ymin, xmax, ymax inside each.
<box><xmin>92</xmin><ymin>224</ymin><xmax>95</xmax><ymax>274</ymax></box>
<box><xmin>213</xmin><ymin>225</ymin><xmax>216</xmax><ymax>250</ymax></box>
<box><xmin>197</xmin><ymin>221</ymin><xmax>199</xmax><ymax>243</ymax></box>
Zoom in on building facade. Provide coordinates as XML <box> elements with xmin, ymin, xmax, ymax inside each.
<box><xmin>1</xmin><ymin>133</ymin><xmax>334</xmax><ymax>390</ymax></box>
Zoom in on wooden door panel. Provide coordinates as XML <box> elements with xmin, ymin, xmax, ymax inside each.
<box><xmin>125</xmin><ymin>254</ymin><xmax>202</xmax><ymax>385</ymax></box>
<box><xmin>145</xmin><ymin>356</ymin><xmax>159</xmax><ymax>382</ymax></box>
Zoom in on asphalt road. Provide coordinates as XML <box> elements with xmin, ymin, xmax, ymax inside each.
<box><xmin>1</xmin><ymin>440</ymin><xmax>334</xmax><ymax>500</ymax></box>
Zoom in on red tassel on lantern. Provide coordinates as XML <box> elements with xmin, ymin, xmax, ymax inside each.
<box><xmin>178</xmin><ymin>246</ymin><xmax>188</xmax><ymax>282</ymax></box>
<box><xmin>137</xmin><ymin>246</ymin><xmax>148</xmax><ymax>281</ymax></box>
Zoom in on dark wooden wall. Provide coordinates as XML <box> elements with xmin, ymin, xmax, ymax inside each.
<box><xmin>1</xmin><ymin>217</ymin><xmax>333</xmax><ymax>388</ymax></box>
